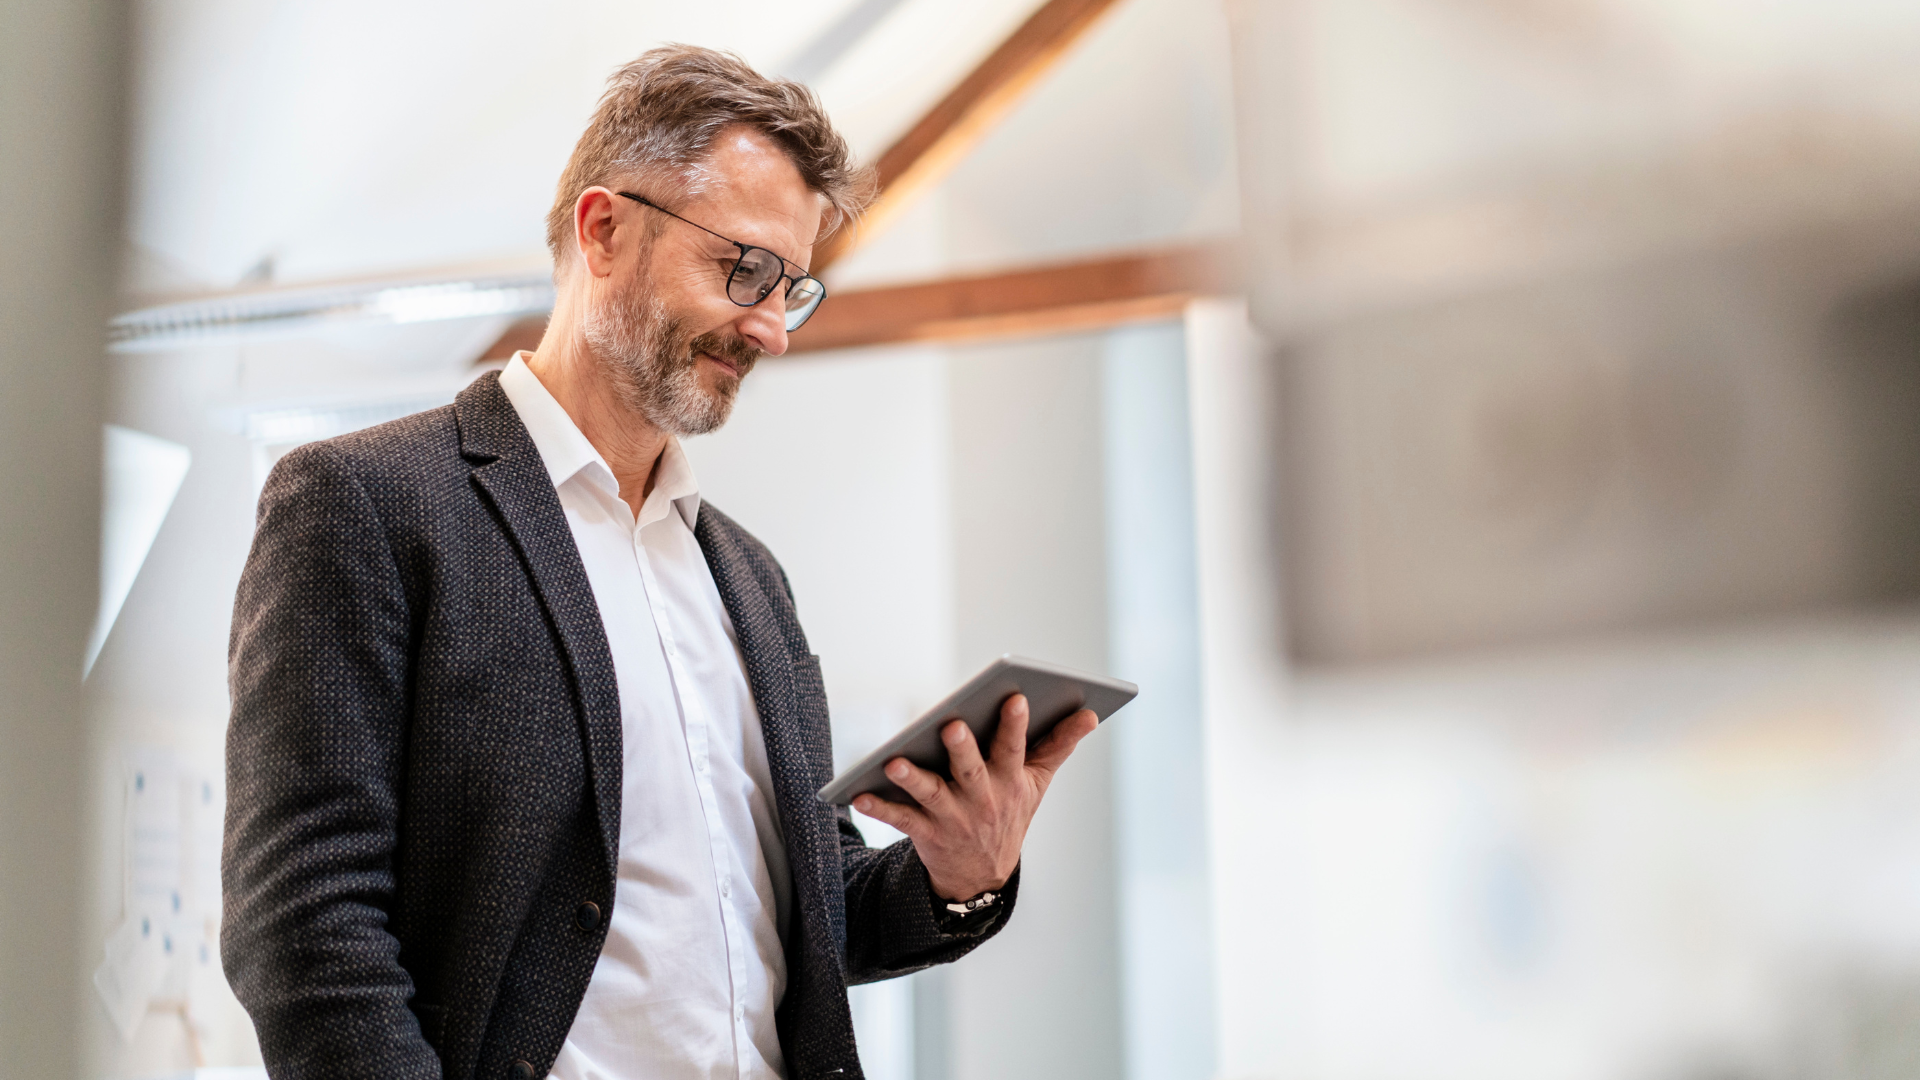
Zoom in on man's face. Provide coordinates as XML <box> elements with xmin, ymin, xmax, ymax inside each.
<box><xmin>583</xmin><ymin>126</ymin><xmax>823</xmax><ymax>436</ymax></box>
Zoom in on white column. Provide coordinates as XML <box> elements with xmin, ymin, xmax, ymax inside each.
<box><xmin>1103</xmin><ymin>321</ymin><xmax>1217</xmax><ymax>1080</ymax></box>
<box><xmin>0</xmin><ymin>2</ymin><xmax>126</xmax><ymax>1077</ymax></box>
<box><xmin>1185</xmin><ymin>299</ymin><xmax>1297</xmax><ymax>1079</ymax></box>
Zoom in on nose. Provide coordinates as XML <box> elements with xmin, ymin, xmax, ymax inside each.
<box><xmin>737</xmin><ymin>290</ymin><xmax>789</xmax><ymax>357</ymax></box>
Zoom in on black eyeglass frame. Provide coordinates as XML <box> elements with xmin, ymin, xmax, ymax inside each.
<box><xmin>617</xmin><ymin>192</ymin><xmax>827</xmax><ymax>332</ymax></box>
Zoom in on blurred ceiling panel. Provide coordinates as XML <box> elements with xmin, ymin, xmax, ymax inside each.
<box><xmin>1230</xmin><ymin>0</ymin><xmax>1920</xmax><ymax>328</ymax></box>
<box><xmin>126</xmin><ymin>0</ymin><xmax>1043</xmax><ymax>300</ymax></box>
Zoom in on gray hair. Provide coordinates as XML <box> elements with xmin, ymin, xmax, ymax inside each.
<box><xmin>545</xmin><ymin>45</ymin><xmax>872</xmax><ymax>271</ymax></box>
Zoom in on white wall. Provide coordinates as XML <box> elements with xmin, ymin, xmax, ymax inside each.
<box><xmin>1259</xmin><ymin>614</ymin><xmax>1920</xmax><ymax>1080</ymax></box>
<box><xmin>944</xmin><ymin>334</ymin><xmax>1122</xmax><ymax>1080</ymax></box>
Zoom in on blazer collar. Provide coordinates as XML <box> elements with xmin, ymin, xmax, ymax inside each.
<box><xmin>455</xmin><ymin>369</ymin><xmax>524</xmax><ymax>464</ymax></box>
<box><xmin>694</xmin><ymin>508</ymin><xmax>835</xmax><ymax>900</ymax></box>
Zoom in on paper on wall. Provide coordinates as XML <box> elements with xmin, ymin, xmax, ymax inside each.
<box><xmin>125</xmin><ymin>748</ymin><xmax>184</xmax><ymax>931</ymax></box>
<box><xmin>184</xmin><ymin>771</ymin><xmax>222</xmax><ymax>921</ymax></box>
<box><xmin>94</xmin><ymin>747</ymin><xmax>231</xmax><ymax>1042</ymax></box>
<box><xmin>181</xmin><ymin>769</ymin><xmax>227</xmax><ymax>1034</ymax></box>
<box><xmin>94</xmin><ymin>880</ymin><xmax>172</xmax><ymax>1040</ymax></box>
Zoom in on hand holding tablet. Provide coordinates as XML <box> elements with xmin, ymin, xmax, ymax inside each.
<box><xmin>818</xmin><ymin>655</ymin><xmax>1138</xmax><ymax>805</ymax></box>
<box><xmin>823</xmin><ymin>655</ymin><xmax>1135</xmax><ymax>902</ymax></box>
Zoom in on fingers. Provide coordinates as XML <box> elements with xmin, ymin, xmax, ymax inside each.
<box><xmin>1025</xmin><ymin>708</ymin><xmax>1098</xmax><ymax>778</ymax></box>
<box><xmin>990</xmin><ymin>694</ymin><xmax>1031</xmax><ymax>777</ymax></box>
<box><xmin>884</xmin><ymin>755</ymin><xmax>951</xmax><ymax>813</ymax></box>
<box><xmin>852</xmin><ymin>792</ymin><xmax>928</xmax><ymax>837</ymax></box>
<box><xmin>943</xmin><ymin>720</ymin><xmax>991</xmax><ymax>792</ymax></box>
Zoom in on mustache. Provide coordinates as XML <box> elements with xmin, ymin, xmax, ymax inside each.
<box><xmin>687</xmin><ymin>329</ymin><xmax>761</xmax><ymax>376</ymax></box>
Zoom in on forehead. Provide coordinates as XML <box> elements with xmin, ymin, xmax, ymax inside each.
<box><xmin>680</xmin><ymin>126</ymin><xmax>825</xmax><ymax>258</ymax></box>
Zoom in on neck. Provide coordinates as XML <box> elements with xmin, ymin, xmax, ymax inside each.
<box><xmin>524</xmin><ymin>291</ymin><xmax>668</xmax><ymax>517</ymax></box>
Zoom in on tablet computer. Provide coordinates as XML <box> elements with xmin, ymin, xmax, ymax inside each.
<box><xmin>817</xmin><ymin>654</ymin><xmax>1138</xmax><ymax>806</ymax></box>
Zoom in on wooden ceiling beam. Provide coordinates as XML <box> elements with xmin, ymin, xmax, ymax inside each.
<box><xmin>478</xmin><ymin>240</ymin><xmax>1239</xmax><ymax>363</ymax></box>
<box><xmin>789</xmin><ymin>241</ymin><xmax>1239</xmax><ymax>353</ymax></box>
<box><xmin>810</xmin><ymin>0</ymin><xmax>1126</xmax><ymax>275</ymax></box>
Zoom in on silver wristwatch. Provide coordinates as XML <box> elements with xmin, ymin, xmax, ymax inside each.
<box><xmin>944</xmin><ymin>890</ymin><xmax>1000</xmax><ymax>916</ymax></box>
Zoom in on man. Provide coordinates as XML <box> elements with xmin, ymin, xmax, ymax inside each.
<box><xmin>222</xmin><ymin>45</ymin><xmax>1097</xmax><ymax>1080</ymax></box>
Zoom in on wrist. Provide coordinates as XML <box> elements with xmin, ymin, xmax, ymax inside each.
<box><xmin>927</xmin><ymin>862</ymin><xmax>1020</xmax><ymax>933</ymax></box>
<box><xmin>928</xmin><ymin>871</ymin><xmax>1010</xmax><ymax>904</ymax></box>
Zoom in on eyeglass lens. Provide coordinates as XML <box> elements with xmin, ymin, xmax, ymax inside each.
<box><xmin>727</xmin><ymin>247</ymin><xmax>826</xmax><ymax>331</ymax></box>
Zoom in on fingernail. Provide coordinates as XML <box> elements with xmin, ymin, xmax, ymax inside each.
<box><xmin>887</xmin><ymin>761</ymin><xmax>908</xmax><ymax>780</ymax></box>
<box><xmin>944</xmin><ymin>724</ymin><xmax>963</xmax><ymax>745</ymax></box>
<box><xmin>855</xmin><ymin>797</ymin><xmax>871</xmax><ymax>811</ymax></box>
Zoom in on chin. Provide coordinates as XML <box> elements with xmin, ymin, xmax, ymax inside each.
<box><xmin>702</xmin><ymin>362</ymin><xmax>746</xmax><ymax>396</ymax></box>
<box><xmin>657</xmin><ymin>379</ymin><xmax>741</xmax><ymax>437</ymax></box>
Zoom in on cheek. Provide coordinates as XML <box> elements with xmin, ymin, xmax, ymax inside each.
<box><xmin>651</xmin><ymin>267</ymin><xmax>745</xmax><ymax>337</ymax></box>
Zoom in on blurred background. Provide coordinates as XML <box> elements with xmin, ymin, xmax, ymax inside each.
<box><xmin>6</xmin><ymin>0</ymin><xmax>1920</xmax><ymax>1077</ymax></box>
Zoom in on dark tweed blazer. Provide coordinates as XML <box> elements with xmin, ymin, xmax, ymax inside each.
<box><xmin>223</xmin><ymin>371</ymin><xmax>1014</xmax><ymax>1080</ymax></box>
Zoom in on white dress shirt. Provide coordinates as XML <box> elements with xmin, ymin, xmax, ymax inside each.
<box><xmin>497</xmin><ymin>355</ymin><xmax>792</xmax><ymax>1080</ymax></box>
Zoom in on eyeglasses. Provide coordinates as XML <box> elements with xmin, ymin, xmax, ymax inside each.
<box><xmin>618</xmin><ymin>192</ymin><xmax>828</xmax><ymax>332</ymax></box>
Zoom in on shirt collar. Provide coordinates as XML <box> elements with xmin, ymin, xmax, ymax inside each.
<box><xmin>496</xmin><ymin>352</ymin><xmax>702</xmax><ymax>532</ymax></box>
<box><xmin>647</xmin><ymin>431</ymin><xmax>703</xmax><ymax>532</ymax></box>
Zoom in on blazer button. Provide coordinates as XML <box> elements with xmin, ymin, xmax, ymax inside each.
<box><xmin>575</xmin><ymin>901</ymin><xmax>602</xmax><ymax>931</ymax></box>
<box><xmin>509</xmin><ymin>1061</ymin><xmax>535</xmax><ymax>1080</ymax></box>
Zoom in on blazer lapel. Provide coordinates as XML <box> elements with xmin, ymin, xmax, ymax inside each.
<box><xmin>455</xmin><ymin>373</ymin><xmax>624</xmax><ymax>875</ymax></box>
<box><xmin>693</xmin><ymin>510</ymin><xmax>834</xmax><ymax>900</ymax></box>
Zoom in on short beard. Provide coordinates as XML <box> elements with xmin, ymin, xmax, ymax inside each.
<box><xmin>581</xmin><ymin>276</ymin><xmax>761</xmax><ymax>437</ymax></box>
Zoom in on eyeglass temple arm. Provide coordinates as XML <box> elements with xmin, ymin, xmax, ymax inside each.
<box><xmin>619</xmin><ymin>190</ymin><xmax>821</xmax><ymax>292</ymax></box>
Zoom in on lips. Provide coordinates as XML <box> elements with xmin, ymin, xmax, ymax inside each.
<box><xmin>686</xmin><ymin>328</ymin><xmax>760</xmax><ymax>380</ymax></box>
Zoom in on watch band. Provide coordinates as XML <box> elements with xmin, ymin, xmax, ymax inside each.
<box><xmin>943</xmin><ymin>890</ymin><xmax>1000</xmax><ymax>916</ymax></box>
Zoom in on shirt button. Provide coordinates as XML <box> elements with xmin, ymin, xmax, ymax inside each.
<box><xmin>574</xmin><ymin>901</ymin><xmax>602</xmax><ymax>931</ymax></box>
<box><xmin>719</xmin><ymin>879</ymin><xmax>731</xmax><ymax>898</ymax></box>
<box><xmin>509</xmin><ymin>1061</ymin><xmax>535</xmax><ymax>1080</ymax></box>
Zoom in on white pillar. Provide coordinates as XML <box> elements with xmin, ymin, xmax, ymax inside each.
<box><xmin>1185</xmin><ymin>299</ymin><xmax>1296</xmax><ymax>1079</ymax></box>
<box><xmin>1103</xmin><ymin>320</ymin><xmax>1217</xmax><ymax>1080</ymax></box>
<box><xmin>0</xmin><ymin>2</ymin><xmax>126</xmax><ymax>1077</ymax></box>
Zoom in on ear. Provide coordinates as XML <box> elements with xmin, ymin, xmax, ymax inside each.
<box><xmin>573</xmin><ymin>187</ymin><xmax>623</xmax><ymax>280</ymax></box>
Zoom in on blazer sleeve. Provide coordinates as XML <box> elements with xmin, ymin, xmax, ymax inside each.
<box><xmin>836</xmin><ymin>816</ymin><xmax>1019</xmax><ymax>985</ymax></box>
<box><xmin>221</xmin><ymin>443</ymin><xmax>439</xmax><ymax>1079</ymax></box>
<box><xmin>764</xmin><ymin>541</ymin><xmax>1020</xmax><ymax>984</ymax></box>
